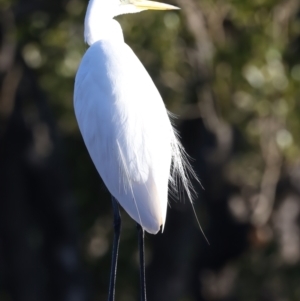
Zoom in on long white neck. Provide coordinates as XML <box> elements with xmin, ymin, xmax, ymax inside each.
<box><xmin>84</xmin><ymin>0</ymin><xmax>124</xmax><ymax>45</ymax></box>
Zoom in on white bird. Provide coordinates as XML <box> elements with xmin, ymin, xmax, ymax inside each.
<box><xmin>73</xmin><ymin>0</ymin><xmax>197</xmax><ymax>300</ymax></box>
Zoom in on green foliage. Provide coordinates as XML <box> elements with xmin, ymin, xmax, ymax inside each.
<box><xmin>2</xmin><ymin>0</ymin><xmax>300</xmax><ymax>300</ymax></box>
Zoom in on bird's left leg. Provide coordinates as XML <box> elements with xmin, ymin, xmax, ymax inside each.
<box><xmin>108</xmin><ymin>196</ymin><xmax>121</xmax><ymax>301</ymax></box>
<box><xmin>137</xmin><ymin>224</ymin><xmax>147</xmax><ymax>301</ymax></box>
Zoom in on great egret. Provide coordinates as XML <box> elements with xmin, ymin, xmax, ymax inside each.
<box><xmin>74</xmin><ymin>0</ymin><xmax>197</xmax><ymax>300</ymax></box>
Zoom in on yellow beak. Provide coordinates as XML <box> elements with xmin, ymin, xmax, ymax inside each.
<box><xmin>130</xmin><ymin>0</ymin><xmax>179</xmax><ymax>10</ymax></box>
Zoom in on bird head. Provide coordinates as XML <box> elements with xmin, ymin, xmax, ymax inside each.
<box><xmin>84</xmin><ymin>0</ymin><xmax>178</xmax><ymax>44</ymax></box>
<box><xmin>118</xmin><ymin>0</ymin><xmax>179</xmax><ymax>14</ymax></box>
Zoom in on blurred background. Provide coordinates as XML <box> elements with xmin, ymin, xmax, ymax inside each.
<box><xmin>1</xmin><ymin>0</ymin><xmax>300</xmax><ymax>300</ymax></box>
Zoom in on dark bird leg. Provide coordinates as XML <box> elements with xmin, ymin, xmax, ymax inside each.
<box><xmin>137</xmin><ymin>224</ymin><xmax>147</xmax><ymax>301</ymax></box>
<box><xmin>108</xmin><ymin>196</ymin><xmax>121</xmax><ymax>301</ymax></box>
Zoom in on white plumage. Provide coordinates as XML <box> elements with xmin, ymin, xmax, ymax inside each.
<box><xmin>74</xmin><ymin>0</ymin><xmax>194</xmax><ymax>234</ymax></box>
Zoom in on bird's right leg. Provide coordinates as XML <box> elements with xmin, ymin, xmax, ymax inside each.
<box><xmin>108</xmin><ymin>196</ymin><xmax>121</xmax><ymax>301</ymax></box>
<box><xmin>137</xmin><ymin>224</ymin><xmax>147</xmax><ymax>301</ymax></box>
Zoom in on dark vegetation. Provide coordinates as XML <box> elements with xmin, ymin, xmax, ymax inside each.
<box><xmin>1</xmin><ymin>0</ymin><xmax>300</xmax><ymax>300</ymax></box>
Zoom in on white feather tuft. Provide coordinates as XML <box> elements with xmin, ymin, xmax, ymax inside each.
<box><xmin>168</xmin><ymin>113</ymin><xmax>209</xmax><ymax>244</ymax></box>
